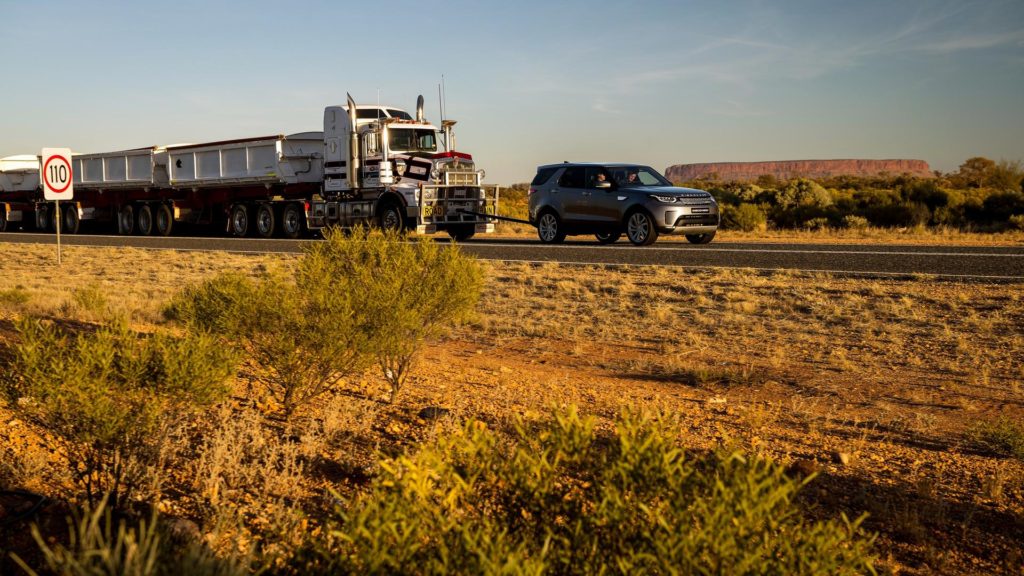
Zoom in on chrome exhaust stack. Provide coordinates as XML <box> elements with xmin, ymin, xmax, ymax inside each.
<box><xmin>416</xmin><ymin>95</ymin><xmax>425</xmax><ymax>122</ymax></box>
<box><xmin>346</xmin><ymin>92</ymin><xmax>360</xmax><ymax>190</ymax></box>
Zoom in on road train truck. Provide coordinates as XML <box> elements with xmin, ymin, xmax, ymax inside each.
<box><xmin>0</xmin><ymin>94</ymin><xmax>497</xmax><ymax>240</ymax></box>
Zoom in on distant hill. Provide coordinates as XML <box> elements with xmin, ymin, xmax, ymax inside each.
<box><xmin>665</xmin><ymin>159</ymin><xmax>933</xmax><ymax>183</ymax></box>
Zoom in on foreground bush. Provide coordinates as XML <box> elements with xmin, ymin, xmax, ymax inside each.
<box><xmin>308</xmin><ymin>408</ymin><xmax>876</xmax><ymax>575</ymax></box>
<box><xmin>304</xmin><ymin>228</ymin><xmax>483</xmax><ymax>402</ymax></box>
<box><xmin>0</xmin><ymin>319</ymin><xmax>236</xmax><ymax>508</ymax></box>
<box><xmin>168</xmin><ymin>228</ymin><xmax>482</xmax><ymax>412</ymax></box>
<box><xmin>12</xmin><ymin>498</ymin><xmax>250</xmax><ymax>576</ymax></box>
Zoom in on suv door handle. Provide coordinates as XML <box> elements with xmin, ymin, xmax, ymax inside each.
<box><xmin>582</xmin><ymin>191</ymin><xmax>592</xmax><ymax>196</ymax></box>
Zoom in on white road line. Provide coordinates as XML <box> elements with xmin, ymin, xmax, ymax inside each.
<box><xmin>484</xmin><ymin>259</ymin><xmax>1024</xmax><ymax>280</ymax></box>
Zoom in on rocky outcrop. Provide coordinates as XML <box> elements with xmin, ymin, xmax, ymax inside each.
<box><xmin>665</xmin><ymin>159</ymin><xmax>933</xmax><ymax>183</ymax></box>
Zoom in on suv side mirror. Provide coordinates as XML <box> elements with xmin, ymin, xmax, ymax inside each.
<box><xmin>595</xmin><ymin>181</ymin><xmax>612</xmax><ymax>190</ymax></box>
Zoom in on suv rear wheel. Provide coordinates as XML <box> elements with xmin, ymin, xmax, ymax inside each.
<box><xmin>537</xmin><ymin>210</ymin><xmax>566</xmax><ymax>244</ymax></box>
<box><xmin>625</xmin><ymin>210</ymin><xmax>658</xmax><ymax>246</ymax></box>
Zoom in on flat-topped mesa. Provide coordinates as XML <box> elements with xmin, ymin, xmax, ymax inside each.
<box><xmin>665</xmin><ymin>159</ymin><xmax>933</xmax><ymax>183</ymax></box>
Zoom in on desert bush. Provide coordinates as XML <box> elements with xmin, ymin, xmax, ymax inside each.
<box><xmin>968</xmin><ymin>417</ymin><xmax>1024</xmax><ymax>460</ymax></box>
<box><xmin>301</xmin><ymin>228</ymin><xmax>483</xmax><ymax>403</ymax></box>
<box><xmin>0</xmin><ymin>286</ymin><xmax>30</xmax><ymax>306</ymax></box>
<box><xmin>1010</xmin><ymin>214</ymin><xmax>1024</xmax><ymax>231</ymax></box>
<box><xmin>12</xmin><ymin>497</ymin><xmax>251</xmax><ymax>576</ymax></box>
<box><xmin>981</xmin><ymin>190</ymin><xmax>1024</xmax><ymax>224</ymax></box>
<box><xmin>842</xmin><ymin>215</ymin><xmax>870</xmax><ymax>230</ymax></box>
<box><xmin>773</xmin><ymin>178</ymin><xmax>833</xmax><ymax>210</ymax></box>
<box><xmin>0</xmin><ymin>319</ymin><xmax>237</xmax><ymax>508</ymax></box>
<box><xmin>721</xmin><ymin>202</ymin><xmax>767</xmax><ymax>232</ymax></box>
<box><xmin>167</xmin><ymin>270</ymin><xmax>370</xmax><ymax>418</ymax></box>
<box><xmin>168</xmin><ymin>228</ymin><xmax>482</xmax><ymax>411</ymax></box>
<box><xmin>307</xmin><ymin>407</ymin><xmax>876</xmax><ymax>575</ymax></box>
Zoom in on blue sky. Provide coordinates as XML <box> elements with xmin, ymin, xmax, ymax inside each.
<box><xmin>2</xmin><ymin>0</ymin><xmax>1022</xmax><ymax>184</ymax></box>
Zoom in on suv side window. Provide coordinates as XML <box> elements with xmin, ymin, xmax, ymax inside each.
<box><xmin>585</xmin><ymin>167</ymin><xmax>610</xmax><ymax>188</ymax></box>
<box><xmin>558</xmin><ymin>166</ymin><xmax>585</xmax><ymax>188</ymax></box>
<box><xmin>531</xmin><ymin>167</ymin><xmax>559</xmax><ymax>186</ymax></box>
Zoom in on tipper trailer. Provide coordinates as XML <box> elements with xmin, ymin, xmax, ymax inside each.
<box><xmin>0</xmin><ymin>94</ymin><xmax>498</xmax><ymax>239</ymax></box>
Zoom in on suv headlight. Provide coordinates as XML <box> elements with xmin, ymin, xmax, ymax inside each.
<box><xmin>648</xmin><ymin>194</ymin><xmax>678</xmax><ymax>203</ymax></box>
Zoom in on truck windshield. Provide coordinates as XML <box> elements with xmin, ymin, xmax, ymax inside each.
<box><xmin>389</xmin><ymin>128</ymin><xmax>437</xmax><ymax>153</ymax></box>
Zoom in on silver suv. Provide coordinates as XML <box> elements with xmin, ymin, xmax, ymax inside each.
<box><xmin>528</xmin><ymin>163</ymin><xmax>719</xmax><ymax>245</ymax></box>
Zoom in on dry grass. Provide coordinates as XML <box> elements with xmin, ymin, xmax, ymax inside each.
<box><xmin>1</xmin><ymin>241</ymin><xmax>1022</xmax><ymax>574</ymax></box>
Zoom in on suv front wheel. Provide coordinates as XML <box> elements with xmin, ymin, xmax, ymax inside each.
<box><xmin>625</xmin><ymin>210</ymin><xmax>659</xmax><ymax>246</ymax></box>
<box><xmin>537</xmin><ymin>211</ymin><xmax>566</xmax><ymax>244</ymax></box>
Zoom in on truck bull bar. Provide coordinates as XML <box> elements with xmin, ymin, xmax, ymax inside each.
<box><xmin>414</xmin><ymin>182</ymin><xmax>500</xmax><ymax>235</ymax></box>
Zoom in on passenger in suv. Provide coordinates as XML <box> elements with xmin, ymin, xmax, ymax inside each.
<box><xmin>527</xmin><ymin>163</ymin><xmax>719</xmax><ymax>246</ymax></box>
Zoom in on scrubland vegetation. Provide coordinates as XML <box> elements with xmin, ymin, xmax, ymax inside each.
<box><xmin>0</xmin><ymin>234</ymin><xmax>1022</xmax><ymax>574</ymax></box>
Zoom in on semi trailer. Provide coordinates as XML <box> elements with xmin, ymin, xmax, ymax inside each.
<box><xmin>0</xmin><ymin>94</ymin><xmax>498</xmax><ymax>240</ymax></box>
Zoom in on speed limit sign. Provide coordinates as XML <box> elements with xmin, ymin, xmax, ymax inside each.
<box><xmin>41</xmin><ymin>148</ymin><xmax>74</xmax><ymax>201</ymax></box>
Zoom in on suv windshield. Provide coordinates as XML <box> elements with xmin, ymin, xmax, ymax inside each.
<box><xmin>389</xmin><ymin>128</ymin><xmax>437</xmax><ymax>153</ymax></box>
<box><xmin>610</xmin><ymin>165</ymin><xmax>671</xmax><ymax>187</ymax></box>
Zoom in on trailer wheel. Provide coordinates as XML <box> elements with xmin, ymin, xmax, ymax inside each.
<box><xmin>35</xmin><ymin>205</ymin><xmax>50</xmax><ymax>232</ymax></box>
<box><xmin>378</xmin><ymin>202</ymin><xmax>404</xmax><ymax>232</ymax></box>
<box><xmin>230</xmin><ymin>204</ymin><xmax>250</xmax><ymax>237</ymax></box>
<box><xmin>118</xmin><ymin>205</ymin><xmax>135</xmax><ymax>235</ymax></box>
<box><xmin>256</xmin><ymin>204</ymin><xmax>275</xmax><ymax>238</ymax></box>
<box><xmin>281</xmin><ymin>203</ymin><xmax>304</xmax><ymax>239</ymax></box>
<box><xmin>62</xmin><ymin>204</ymin><xmax>81</xmax><ymax>234</ymax></box>
<box><xmin>155</xmin><ymin>204</ymin><xmax>174</xmax><ymax>236</ymax></box>
<box><xmin>137</xmin><ymin>204</ymin><xmax>155</xmax><ymax>236</ymax></box>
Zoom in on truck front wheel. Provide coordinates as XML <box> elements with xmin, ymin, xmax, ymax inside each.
<box><xmin>378</xmin><ymin>202</ymin><xmax>404</xmax><ymax>233</ymax></box>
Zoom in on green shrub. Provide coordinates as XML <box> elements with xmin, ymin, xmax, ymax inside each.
<box><xmin>302</xmin><ymin>228</ymin><xmax>483</xmax><ymax>403</ymax></box>
<box><xmin>0</xmin><ymin>319</ymin><xmax>237</xmax><ymax>508</ymax></box>
<box><xmin>721</xmin><ymin>203</ymin><xmax>767</xmax><ymax>232</ymax></box>
<box><xmin>308</xmin><ymin>407</ymin><xmax>876</xmax><ymax>575</ymax></box>
<box><xmin>168</xmin><ymin>228</ymin><xmax>483</xmax><ymax>411</ymax></box>
<box><xmin>969</xmin><ymin>417</ymin><xmax>1024</xmax><ymax>460</ymax></box>
<box><xmin>842</xmin><ymin>215</ymin><xmax>869</xmax><ymax>230</ymax></box>
<box><xmin>1010</xmin><ymin>214</ymin><xmax>1024</xmax><ymax>231</ymax></box>
<box><xmin>167</xmin><ymin>270</ymin><xmax>369</xmax><ymax>419</ymax></box>
<box><xmin>0</xmin><ymin>287</ymin><xmax>30</xmax><ymax>306</ymax></box>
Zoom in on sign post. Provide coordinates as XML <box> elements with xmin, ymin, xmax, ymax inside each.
<box><xmin>41</xmin><ymin>148</ymin><xmax>74</xmax><ymax>265</ymax></box>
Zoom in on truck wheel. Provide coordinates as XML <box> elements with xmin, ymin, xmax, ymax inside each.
<box><xmin>35</xmin><ymin>205</ymin><xmax>50</xmax><ymax>232</ymax></box>
<box><xmin>625</xmin><ymin>210</ymin><xmax>659</xmax><ymax>246</ymax></box>
<box><xmin>256</xmin><ymin>204</ymin><xmax>275</xmax><ymax>238</ymax></box>
<box><xmin>378</xmin><ymin>202</ymin><xmax>404</xmax><ymax>232</ymax></box>
<box><xmin>0</xmin><ymin>207</ymin><xmax>7</xmax><ymax>232</ymax></box>
<box><xmin>230</xmin><ymin>204</ymin><xmax>250</xmax><ymax>236</ymax></box>
<box><xmin>686</xmin><ymin>231</ymin><xmax>716</xmax><ymax>244</ymax></box>
<box><xmin>62</xmin><ymin>204</ymin><xmax>81</xmax><ymax>234</ymax></box>
<box><xmin>118</xmin><ymin>205</ymin><xmax>135</xmax><ymax>235</ymax></box>
<box><xmin>537</xmin><ymin>210</ymin><xmax>566</xmax><ymax>244</ymax></box>
<box><xmin>447</xmin><ymin>225</ymin><xmax>476</xmax><ymax>242</ymax></box>
<box><xmin>137</xmin><ymin>204</ymin><xmax>154</xmax><ymax>236</ymax></box>
<box><xmin>155</xmin><ymin>204</ymin><xmax>174</xmax><ymax>236</ymax></box>
<box><xmin>281</xmin><ymin>203</ymin><xmax>304</xmax><ymax>239</ymax></box>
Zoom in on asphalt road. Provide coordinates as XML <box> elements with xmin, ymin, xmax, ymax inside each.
<box><xmin>2</xmin><ymin>232</ymin><xmax>1023</xmax><ymax>281</ymax></box>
